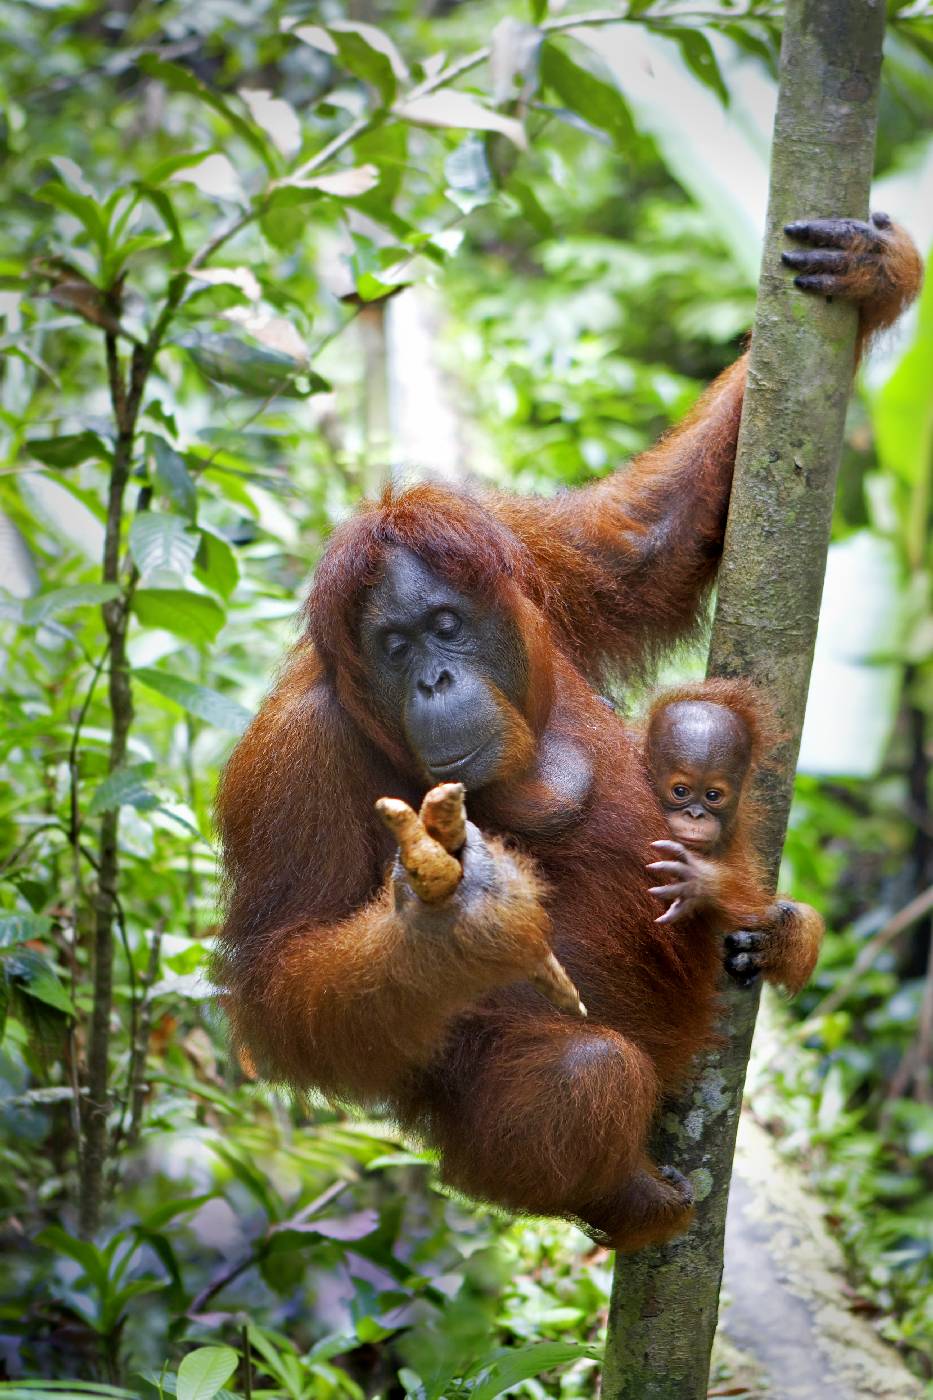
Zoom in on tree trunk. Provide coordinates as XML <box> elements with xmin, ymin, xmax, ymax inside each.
<box><xmin>602</xmin><ymin>2</ymin><xmax>886</xmax><ymax>1395</ymax></box>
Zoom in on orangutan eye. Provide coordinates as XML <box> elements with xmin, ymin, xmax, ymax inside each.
<box><xmin>705</xmin><ymin>789</ymin><xmax>723</xmax><ymax>805</ymax></box>
<box><xmin>671</xmin><ymin>784</ymin><xmax>690</xmax><ymax>800</ymax></box>
<box><xmin>383</xmin><ymin>632</ymin><xmax>409</xmax><ymax>661</ymax></box>
<box><xmin>433</xmin><ymin>609</ymin><xmax>462</xmax><ymax>640</ymax></box>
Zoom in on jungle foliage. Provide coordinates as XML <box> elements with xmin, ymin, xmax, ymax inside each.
<box><xmin>0</xmin><ymin>1</ymin><xmax>931</xmax><ymax>1395</ymax></box>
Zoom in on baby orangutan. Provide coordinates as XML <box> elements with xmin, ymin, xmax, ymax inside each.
<box><xmin>644</xmin><ymin>680</ymin><xmax>824</xmax><ymax>994</ymax></box>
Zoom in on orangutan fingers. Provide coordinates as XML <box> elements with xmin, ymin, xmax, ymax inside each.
<box><xmin>646</xmin><ymin>859</ymin><xmax>694</xmax><ymax>880</ymax></box>
<box><xmin>781</xmin><ymin>248</ymin><xmax>848</xmax><ymax>274</ymax></box>
<box><xmin>784</xmin><ymin>217</ymin><xmax>883</xmax><ymax>250</ymax></box>
<box><xmin>420</xmin><ymin>781</ymin><xmax>468</xmax><ymax>854</ymax></box>
<box><xmin>375</xmin><ymin>797</ymin><xmax>462</xmax><ymax>904</ymax></box>
<box><xmin>655</xmin><ymin>898</ymin><xmax>686</xmax><ymax>925</ymax></box>
<box><xmin>650</xmin><ymin>839</ymin><xmax>691</xmax><ymax>860</ymax></box>
<box><xmin>648</xmin><ymin>881</ymin><xmax>692</xmax><ymax>901</ymax></box>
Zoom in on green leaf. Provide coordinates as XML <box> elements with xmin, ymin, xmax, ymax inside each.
<box><xmin>132</xmin><ymin>588</ymin><xmax>226</xmax><ymax>644</ymax></box>
<box><xmin>26</xmin><ymin>430</ymin><xmax>108</xmax><ymax>468</ymax></box>
<box><xmin>659</xmin><ymin>28</ymin><xmax>730</xmax><ymax>107</ymax></box>
<box><xmin>540</xmin><ymin>41</ymin><xmax>636</xmax><ymax>148</ymax></box>
<box><xmin>134</xmin><ymin>668</ymin><xmax>251</xmax><ymax>733</ymax></box>
<box><xmin>395</xmin><ymin>91</ymin><xmax>527</xmax><ymax>150</ymax></box>
<box><xmin>35</xmin><ymin>183</ymin><xmax>109</xmax><ymax>251</ymax></box>
<box><xmin>23</xmin><ymin>583</ymin><xmax>120</xmax><ymax>625</ymax></box>
<box><xmin>129</xmin><ymin>512</ymin><xmax>200</xmax><ymax>581</ymax></box>
<box><xmin>176</xmin><ymin>1346</ymin><xmax>238</xmax><ymax>1400</ymax></box>
<box><xmin>0</xmin><ymin>912</ymin><xmax>52</xmax><ymax>947</ymax></box>
<box><xmin>508</xmin><ymin>177</ymin><xmax>553</xmax><ymax>236</ymax></box>
<box><xmin>176</xmin><ymin>331</ymin><xmax>318</xmax><ymax>399</ymax></box>
<box><xmin>331</xmin><ymin>22</ymin><xmax>407</xmax><ymax>106</ymax></box>
<box><xmin>151</xmin><ymin>437</ymin><xmax>197</xmax><ymax>520</ymax></box>
<box><xmin>103</xmin><ymin>231</ymin><xmax>170</xmax><ymax>284</ymax></box>
<box><xmin>470</xmin><ymin>1343</ymin><xmax>601</xmax><ymax>1400</ymax></box>
<box><xmin>194</xmin><ymin>528</ymin><xmax>239</xmax><ymax>600</ymax></box>
<box><xmin>4</xmin><ymin>949</ymin><xmax>74</xmax><ymax>1016</ymax></box>
<box><xmin>88</xmin><ymin>762</ymin><xmax>158</xmax><ymax>816</ymax></box>
<box><xmin>138</xmin><ymin>57</ymin><xmax>276</xmax><ymax>171</ymax></box>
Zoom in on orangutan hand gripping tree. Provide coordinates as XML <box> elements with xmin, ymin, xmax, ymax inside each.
<box><xmin>644</xmin><ymin>680</ymin><xmax>824</xmax><ymax>994</ymax></box>
<box><xmin>215</xmin><ymin>215</ymin><xmax>921</xmax><ymax>1252</ymax></box>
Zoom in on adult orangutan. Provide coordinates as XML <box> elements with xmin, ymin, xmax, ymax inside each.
<box><xmin>215</xmin><ymin>215</ymin><xmax>921</xmax><ymax>1251</ymax></box>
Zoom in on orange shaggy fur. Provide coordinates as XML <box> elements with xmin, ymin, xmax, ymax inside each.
<box><xmin>214</xmin><ymin>222</ymin><xmax>919</xmax><ymax>1251</ymax></box>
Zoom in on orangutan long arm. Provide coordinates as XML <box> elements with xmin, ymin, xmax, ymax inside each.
<box><xmin>493</xmin><ymin>218</ymin><xmax>921</xmax><ymax>675</ymax></box>
<box><xmin>219</xmin><ymin>841</ymin><xmax>554</xmax><ymax>1103</ymax></box>
<box><xmin>493</xmin><ymin>357</ymin><xmax>746</xmax><ymax>672</ymax></box>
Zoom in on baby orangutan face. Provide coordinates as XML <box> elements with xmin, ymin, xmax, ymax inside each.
<box><xmin>648</xmin><ymin>700</ymin><xmax>752</xmax><ymax>855</ymax></box>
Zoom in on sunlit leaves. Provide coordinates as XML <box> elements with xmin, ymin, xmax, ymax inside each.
<box><xmin>290</xmin><ymin>20</ymin><xmax>408</xmax><ymax>106</ymax></box>
<box><xmin>239</xmin><ymin>91</ymin><xmax>302</xmax><ymax>159</ymax></box>
<box><xmin>170</xmin><ymin>154</ymin><xmax>243</xmax><ymax>204</ymax></box>
<box><xmin>176</xmin><ymin>1346</ymin><xmax>238</xmax><ymax>1400</ymax></box>
<box><xmin>395</xmin><ymin>91</ymin><xmax>527</xmax><ymax>150</ymax></box>
<box><xmin>129</xmin><ymin>513</ymin><xmax>200</xmax><ymax>582</ymax></box>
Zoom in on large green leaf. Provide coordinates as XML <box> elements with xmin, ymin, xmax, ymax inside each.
<box><xmin>26</xmin><ymin>430</ymin><xmax>109</xmax><ymax>468</ymax></box>
<box><xmin>176</xmin><ymin>331</ymin><xmax>324</xmax><ymax>399</ymax></box>
<box><xmin>540</xmin><ymin>40</ymin><xmax>636</xmax><ymax>148</ymax></box>
<box><xmin>88</xmin><ymin>762</ymin><xmax>158</xmax><ymax>815</ymax></box>
<box><xmin>194</xmin><ymin>527</ymin><xmax>239</xmax><ymax>600</ymax></box>
<box><xmin>469</xmin><ymin>1342</ymin><xmax>601</xmax><ymax>1400</ymax></box>
<box><xmin>134</xmin><ymin>668</ymin><xmax>251</xmax><ymax>732</ymax></box>
<box><xmin>658</xmin><ymin>27</ymin><xmax>730</xmax><ymax>107</ymax></box>
<box><xmin>330</xmin><ymin>22</ymin><xmax>405</xmax><ymax>106</ymax></box>
<box><xmin>176</xmin><ymin>1347</ymin><xmax>238</xmax><ymax>1400</ymax></box>
<box><xmin>151</xmin><ymin>436</ymin><xmax>198</xmax><ymax>521</ymax></box>
<box><xmin>0</xmin><ymin>912</ymin><xmax>52</xmax><ymax>947</ymax></box>
<box><xmin>132</xmin><ymin>589</ymin><xmax>226</xmax><ymax>644</ymax></box>
<box><xmin>4</xmin><ymin>949</ymin><xmax>74</xmax><ymax>1016</ymax></box>
<box><xmin>129</xmin><ymin>512</ymin><xmax>200</xmax><ymax>581</ymax></box>
<box><xmin>23</xmin><ymin>583</ymin><xmax>120</xmax><ymax>625</ymax></box>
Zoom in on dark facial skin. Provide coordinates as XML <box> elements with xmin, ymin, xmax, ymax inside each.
<box><xmin>648</xmin><ymin>701</ymin><xmax>751</xmax><ymax>854</ymax></box>
<box><xmin>359</xmin><ymin>548</ymin><xmax>529</xmax><ymax>790</ymax></box>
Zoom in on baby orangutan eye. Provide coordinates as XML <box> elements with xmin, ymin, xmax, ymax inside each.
<box><xmin>671</xmin><ymin>784</ymin><xmax>690</xmax><ymax>800</ymax></box>
<box><xmin>705</xmin><ymin>789</ymin><xmax>723</xmax><ymax>805</ymax></box>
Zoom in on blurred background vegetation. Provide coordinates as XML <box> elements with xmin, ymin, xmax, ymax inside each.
<box><xmin>0</xmin><ymin>1</ymin><xmax>931</xmax><ymax>1396</ymax></box>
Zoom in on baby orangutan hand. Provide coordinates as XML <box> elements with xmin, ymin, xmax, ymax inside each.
<box><xmin>646</xmin><ymin>838</ymin><xmax>722</xmax><ymax>925</ymax></box>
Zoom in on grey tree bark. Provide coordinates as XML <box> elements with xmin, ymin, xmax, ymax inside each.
<box><xmin>602</xmin><ymin>2</ymin><xmax>887</xmax><ymax>1395</ymax></box>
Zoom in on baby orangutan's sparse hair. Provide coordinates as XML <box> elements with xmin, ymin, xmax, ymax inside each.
<box><xmin>643</xmin><ymin>680</ymin><xmax>823</xmax><ymax>993</ymax></box>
